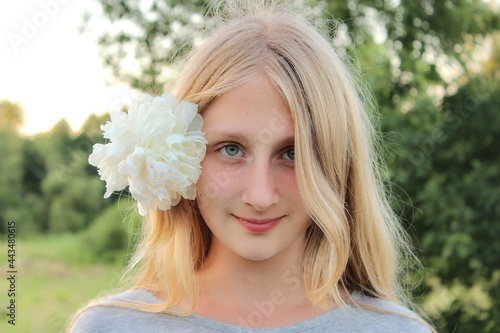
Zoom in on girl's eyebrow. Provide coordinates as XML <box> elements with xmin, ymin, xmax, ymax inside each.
<box><xmin>207</xmin><ymin>131</ymin><xmax>249</xmax><ymax>144</ymax></box>
<box><xmin>207</xmin><ymin>130</ymin><xmax>295</xmax><ymax>147</ymax></box>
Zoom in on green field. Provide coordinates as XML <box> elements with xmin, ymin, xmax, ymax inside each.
<box><xmin>0</xmin><ymin>234</ymin><xmax>126</xmax><ymax>333</ymax></box>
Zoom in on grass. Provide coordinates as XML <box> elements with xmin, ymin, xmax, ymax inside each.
<box><xmin>0</xmin><ymin>233</ymin><xmax>126</xmax><ymax>333</ymax></box>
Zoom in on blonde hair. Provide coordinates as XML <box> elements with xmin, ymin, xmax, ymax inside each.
<box><xmin>70</xmin><ymin>0</ymin><xmax>427</xmax><ymax>328</ymax></box>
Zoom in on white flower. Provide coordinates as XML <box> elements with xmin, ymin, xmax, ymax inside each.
<box><xmin>89</xmin><ymin>92</ymin><xmax>207</xmax><ymax>216</ymax></box>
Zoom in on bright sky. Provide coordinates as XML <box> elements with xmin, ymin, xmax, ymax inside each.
<box><xmin>0</xmin><ymin>1</ymin><xmax>133</xmax><ymax>136</ymax></box>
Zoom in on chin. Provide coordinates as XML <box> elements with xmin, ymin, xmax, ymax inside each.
<box><xmin>235</xmin><ymin>246</ymin><xmax>278</xmax><ymax>262</ymax></box>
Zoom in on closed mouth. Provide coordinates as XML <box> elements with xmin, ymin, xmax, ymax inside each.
<box><xmin>232</xmin><ymin>215</ymin><xmax>283</xmax><ymax>224</ymax></box>
<box><xmin>233</xmin><ymin>215</ymin><xmax>283</xmax><ymax>233</ymax></box>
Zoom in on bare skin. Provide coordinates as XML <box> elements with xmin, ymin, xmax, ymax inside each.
<box><xmin>191</xmin><ymin>234</ymin><xmax>330</xmax><ymax>328</ymax></box>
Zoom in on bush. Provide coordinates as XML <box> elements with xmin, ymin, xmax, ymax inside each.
<box><xmin>81</xmin><ymin>198</ymin><xmax>141</xmax><ymax>264</ymax></box>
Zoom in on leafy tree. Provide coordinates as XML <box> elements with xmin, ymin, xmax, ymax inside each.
<box><xmin>82</xmin><ymin>0</ymin><xmax>213</xmax><ymax>93</ymax></box>
<box><xmin>22</xmin><ymin>138</ymin><xmax>47</xmax><ymax>196</ymax></box>
<box><xmin>83</xmin><ymin>0</ymin><xmax>498</xmax><ymax>96</ymax></box>
<box><xmin>0</xmin><ymin>126</ymin><xmax>24</xmax><ymax>233</ymax></box>
<box><xmin>81</xmin><ymin>198</ymin><xmax>141</xmax><ymax>263</ymax></box>
<box><xmin>420</xmin><ymin>75</ymin><xmax>499</xmax><ymax>331</ymax></box>
<box><xmin>0</xmin><ymin>99</ymin><xmax>24</xmax><ymax>130</ymax></box>
<box><xmin>41</xmin><ymin>154</ymin><xmax>107</xmax><ymax>232</ymax></box>
<box><xmin>38</xmin><ymin>119</ymin><xmax>110</xmax><ymax>232</ymax></box>
<box><xmin>382</xmin><ymin>72</ymin><xmax>500</xmax><ymax>331</ymax></box>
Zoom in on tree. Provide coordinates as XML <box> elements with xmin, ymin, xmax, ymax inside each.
<box><xmin>37</xmin><ymin>118</ymin><xmax>111</xmax><ymax>232</ymax></box>
<box><xmin>82</xmin><ymin>0</ymin><xmax>213</xmax><ymax>93</ymax></box>
<box><xmin>83</xmin><ymin>0</ymin><xmax>498</xmax><ymax>95</ymax></box>
<box><xmin>0</xmin><ymin>126</ymin><xmax>24</xmax><ymax>233</ymax></box>
<box><xmin>0</xmin><ymin>99</ymin><xmax>24</xmax><ymax>131</ymax></box>
<box><xmin>420</xmin><ymin>74</ymin><xmax>499</xmax><ymax>330</ymax></box>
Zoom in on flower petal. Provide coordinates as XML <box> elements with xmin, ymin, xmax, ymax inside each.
<box><xmin>88</xmin><ymin>92</ymin><xmax>207</xmax><ymax>216</ymax></box>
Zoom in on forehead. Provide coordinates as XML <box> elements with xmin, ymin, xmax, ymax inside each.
<box><xmin>202</xmin><ymin>78</ymin><xmax>294</xmax><ymax>141</ymax></box>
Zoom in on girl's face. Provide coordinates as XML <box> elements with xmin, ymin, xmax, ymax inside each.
<box><xmin>196</xmin><ymin>77</ymin><xmax>312</xmax><ymax>262</ymax></box>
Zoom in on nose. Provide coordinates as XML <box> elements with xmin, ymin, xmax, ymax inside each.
<box><xmin>241</xmin><ymin>159</ymin><xmax>279</xmax><ymax>211</ymax></box>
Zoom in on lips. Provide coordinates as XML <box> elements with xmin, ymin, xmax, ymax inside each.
<box><xmin>233</xmin><ymin>215</ymin><xmax>283</xmax><ymax>233</ymax></box>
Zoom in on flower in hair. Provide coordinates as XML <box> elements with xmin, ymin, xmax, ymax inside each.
<box><xmin>89</xmin><ymin>93</ymin><xmax>207</xmax><ymax>216</ymax></box>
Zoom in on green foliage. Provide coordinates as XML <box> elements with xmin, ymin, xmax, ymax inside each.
<box><xmin>0</xmin><ymin>99</ymin><xmax>24</xmax><ymax>130</ymax></box>
<box><xmin>83</xmin><ymin>0</ymin><xmax>213</xmax><ymax>93</ymax></box>
<box><xmin>0</xmin><ymin>126</ymin><xmax>24</xmax><ymax>233</ymax></box>
<box><xmin>383</xmin><ymin>74</ymin><xmax>500</xmax><ymax>331</ymax></box>
<box><xmin>327</xmin><ymin>0</ymin><xmax>497</xmax><ymax>86</ymax></box>
<box><xmin>22</xmin><ymin>138</ymin><xmax>47</xmax><ymax>194</ymax></box>
<box><xmin>41</xmin><ymin>150</ymin><xmax>107</xmax><ymax>232</ymax></box>
<box><xmin>419</xmin><ymin>77</ymin><xmax>500</xmax><ymax>330</ymax></box>
<box><xmin>81</xmin><ymin>198</ymin><xmax>141</xmax><ymax>264</ymax></box>
<box><xmin>0</xmin><ymin>106</ymin><xmax>113</xmax><ymax>235</ymax></box>
<box><xmin>0</xmin><ymin>129</ymin><xmax>23</xmax><ymax>197</ymax></box>
<box><xmin>422</xmin><ymin>77</ymin><xmax>500</xmax><ymax>281</ymax></box>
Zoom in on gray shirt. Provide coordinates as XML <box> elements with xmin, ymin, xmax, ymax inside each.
<box><xmin>71</xmin><ymin>289</ymin><xmax>431</xmax><ymax>332</ymax></box>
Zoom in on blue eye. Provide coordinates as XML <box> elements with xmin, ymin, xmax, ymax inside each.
<box><xmin>282</xmin><ymin>148</ymin><xmax>294</xmax><ymax>161</ymax></box>
<box><xmin>220</xmin><ymin>144</ymin><xmax>243</xmax><ymax>157</ymax></box>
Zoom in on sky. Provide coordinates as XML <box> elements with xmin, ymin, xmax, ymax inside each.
<box><xmin>0</xmin><ymin>1</ymin><xmax>133</xmax><ymax>136</ymax></box>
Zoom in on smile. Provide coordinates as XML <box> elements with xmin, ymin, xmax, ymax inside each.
<box><xmin>233</xmin><ymin>215</ymin><xmax>283</xmax><ymax>233</ymax></box>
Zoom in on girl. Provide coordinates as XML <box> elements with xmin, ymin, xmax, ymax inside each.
<box><xmin>71</xmin><ymin>1</ymin><xmax>432</xmax><ymax>332</ymax></box>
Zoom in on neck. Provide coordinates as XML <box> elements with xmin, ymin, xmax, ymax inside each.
<box><xmin>198</xmin><ymin>237</ymin><xmax>307</xmax><ymax>303</ymax></box>
<box><xmin>185</xmin><ymin>236</ymin><xmax>329</xmax><ymax>328</ymax></box>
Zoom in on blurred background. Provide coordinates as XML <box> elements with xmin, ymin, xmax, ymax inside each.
<box><xmin>0</xmin><ymin>0</ymin><xmax>499</xmax><ymax>332</ymax></box>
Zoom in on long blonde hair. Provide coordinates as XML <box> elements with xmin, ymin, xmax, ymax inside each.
<box><xmin>71</xmin><ymin>0</ymin><xmax>423</xmax><ymax>325</ymax></box>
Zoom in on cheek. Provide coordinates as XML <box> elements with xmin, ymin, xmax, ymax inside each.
<box><xmin>196</xmin><ymin>157</ymin><xmax>239</xmax><ymax>202</ymax></box>
<box><xmin>278</xmin><ymin>171</ymin><xmax>310</xmax><ymax>224</ymax></box>
<box><xmin>277</xmin><ymin>169</ymin><xmax>302</xmax><ymax>201</ymax></box>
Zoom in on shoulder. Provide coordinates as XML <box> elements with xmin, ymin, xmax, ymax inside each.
<box><xmin>69</xmin><ymin>289</ymin><xmax>184</xmax><ymax>333</ymax></box>
<box><xmin>339</xmin><ymin>291</ymin><xmax>432</xmax><ymax>333</ymax></box>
